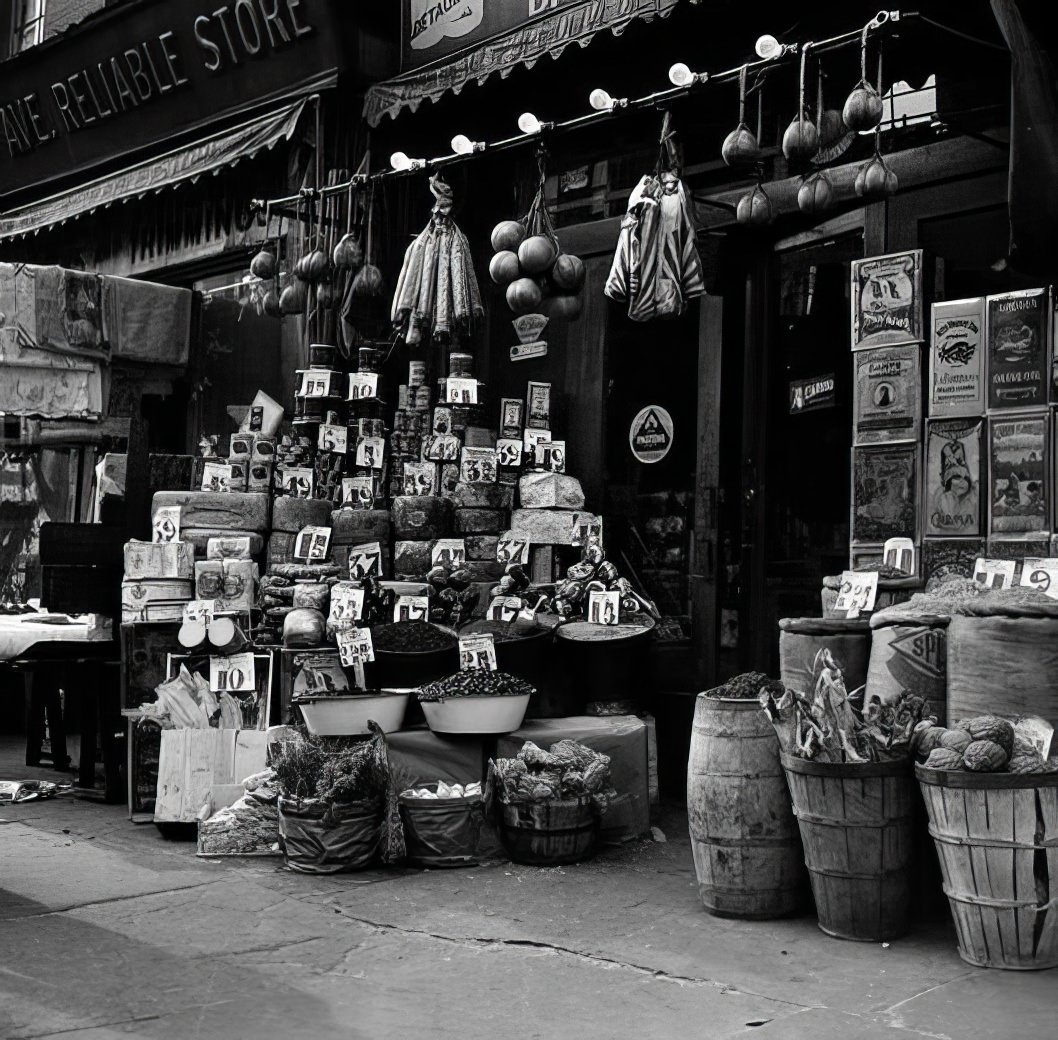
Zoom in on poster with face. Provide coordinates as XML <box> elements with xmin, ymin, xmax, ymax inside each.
<box><xmin>986</xmin><ymin>289</ymin><xmax>1051</xmax><ymax>410</ymax></box>
<box><xmin>925</xmin><ymin>418</ymin><xmax>982</xmax><ymax>537</ymax></box>
<box><xmin>851</xmin><ymin>250</ymin><xmax>924</xmax><ymax>350</ymax></box>
<box><xmin>989</xmin><ymin>414</ymin><xmax>1049</xmax><ymax>536</ymax></box>
<box><xmin>853</xmin><ymin>345</ymin><xmax>921</xmax><ymax>444</ymax></box>
<box><xmin>929</xmin><ymin>298</ymin><xmax>985</xmax><ymax>416</ymax></box>
<box><xmin>852</xmin><ymin>444</ymin><xmax>918</xmax><ymax>544</ymax></box>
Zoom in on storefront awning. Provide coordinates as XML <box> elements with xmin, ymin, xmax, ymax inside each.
<box><xmin>0</xmin><ymin>99</ymin><xmax>307</xmax><ymax>241</ymax></box>
<box><xmin>364</xmin><ymin>0</ymin><xmax>681</xmax><ymax>127</ymax></box>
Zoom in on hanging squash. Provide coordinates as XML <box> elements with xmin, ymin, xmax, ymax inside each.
<box><xmin>351</xmin><ymin>182</ymin><xmax>384</xmax><ymax>298</ymax></box>
<box><xmin>782</xmin><ymin>46</ymin><xmax>819</xmax><ymax>161</ymax></box>
<box><xmin>721</xmin><ymin>66</ymin><xmax>761</xmax><ymax>166</ymax></box>
<box><xmin>843</xmin><ymin>24</ymin><xmax>884</xmax><ymax>132</ymax></box>
<box><xmin>736</xmin><ymin>183</ymin><xmax>774</xmax><ymax>226</ymax></box>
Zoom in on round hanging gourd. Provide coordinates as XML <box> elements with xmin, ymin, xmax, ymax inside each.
<box><xmin>736</xmin><ymin>183</ymin><xmax>773</xmax><ymax>226</ymax></box>
<box><xmin>262</xmin><ymin>288</ymin><xmax>282</xmax><ymax>318</ymax></box>
<box><xmin>489</xmin><ymin>250</ymin><xmax>522</xmax><ymax>286</ymax></box>
<box><xmin>491</xmin><ymin>220</ymin><xmax>526</xmax><ymax>253</ymax></box>
<box><xmin>317</xmin><ymin>282</ymin><xmax>337</xmax><ymax>309</ymax></box>
<box><xmin>333</xmin><ymin>179</ymin><xmax>364</xmax><ymax>270</ymax></box>
<box><xmin>544</xmin><ymin>294</ymin><xmax>583</xmax><ymax>321</ymax></box>
<box><xmin>722</xmin><ymin>66</ymin><xmax>761</xmax><ymax>166</ymax></box>
<box><xmin>843</xmin><ymin>25</ymin><xmax>884</xmax><ymax>132</ymax></box>
<box><xmin>782</xmin><ymin>46</ymin><xmax>819</xmax><ymax>161</ymax></box>
<box><xmin>855</xmin><ymin>153</ymin><xmax>898</xmax><ymax>197</ymax></box>
<box><xmin>279</xmin><ymin>280</ymin><xmax>307</xmax><ymax>314</ymax></box>
<box><xmin>250</xmin><ymin>247</ymin><xmax>276</xmax><ymax>280</ymax></box>
<box><xmin>797</xmin><ymin>171</ymin><xmax>834</xmax><ymax>215</ymax></box>
<box><xmin>351</xmin><ymin>183</ymin><xmax>384</xmax><ymax>298</ymax></box>
<box><xmin>551</xmin><ymin>254</ymin><xmax>585</xmax><ymax>292</ymax></box>
<box><xmin>506</xmin><ymin>277</ymin><xmax>543</xmax><ymax>314</ymax></box>
<box><xmin>518</xmin><ymin>235</ymin><xmax>558</xmax><ymax>276</ymax></box>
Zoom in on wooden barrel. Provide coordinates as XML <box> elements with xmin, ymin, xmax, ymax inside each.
<box><xmin>916</xmin><ymin>765</ymin><xmax>1058</xmax><ymax>970</ymax></box>
<box><xmin>497</xmin><ymin>798</ymin><xmax>598</xmax><ymax>866</ymax></box>
<box><xmin>778</xmin><ymin>617</ymin><xmax>870</xmax><ymax>697</ymax></box>
<box><xmin>687</xmin><ymin>692</ymin><xmax>806</xmax><ymax>918</ymax></box>
<box><xmin>781</xmin><ymin>753</ymin><xmax>915</xmax><ymax>941</ymax></box>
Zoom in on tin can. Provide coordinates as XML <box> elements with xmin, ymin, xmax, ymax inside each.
<box><xmin>309</xmin><ymin>343</ymin><xmax>337</xmax><ymax>368</ymax></box>
<box><xmin>408</xmin><ymin>359</ymin><xmax>427</xmax><ymax>387</ymax></box>
<box><xmin>413</xmin><ymin>385</ymin><xmax>431</xmax><ymax>410</ymax></box>
<box><xmin>398</xmin><ymin>384</ymin><xmax>410</xmax><ymax>410</ymax></box>
<box><xmin>449</xmin><ymin>352</ymin><xmax>474</xmax><ymax>377</ymax></box>
<box><xmin>358</xmin><ymin>347</ymin><xmax>385</xmax><ymax>373</ymax></box>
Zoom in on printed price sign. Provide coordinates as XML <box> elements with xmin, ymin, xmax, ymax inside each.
<box><xmin>342</xmin><ymin>476</ymin><xmax>374</xmax><ymax>508</ymax></box>
<box><xmin>300</xmin><ymin>371</ymin><xmax>339</xmax><ymax>398</ymax></box>
<box><xmin>524</xmin><ymin>428</ymin><xmax>551</xmax><ymax>453</ymax></box>
<box><xmin>432</xmin><ymin>539</ymin><xmax>466</xmax><ymax>567</ymax></box>
<box><xmin>355</xmin><ymin>436</ymin><xmax>385</xmax><ymax>470</ymax></box>
<box><xmin>496</xmin><ymin>438</ymin><xmax>523</xmax><ymax>468</ymax></box>
<box><xmin>281</xmin><ymin>466</ymin><xmax>314</xmax><ymax>499</ymax></box>
<box><xmin>588</xmin><ymin>590</ymin><xmax>621</xmax><ymax>626</ymax></box>
<box><xmin>571</xmin><ymin>514</ymin><xmax>603</xmax><ymax>549</ymax></box>
<box><xmin>393</xmin><ymin>595</ymin><xmax>429</xmax><ymax>623</ymax></box>
<box><xmin>348</xmin><ymin>372</ymin><xmax>379</xmax><ymax>401</ymax></box>
<box><xmin>294</xmin><ymin>525</ymin><xmax>332</xmax><ymax>562</ymax></box>
<box><xmin>883</xmin><ymin>537</ymin><xmax>916</xmax><ymax>577</ymax></box>
<box><xmin>200</xmin><ymin>461</ymin><xmax>231</xmax><ymax>493</ymax></box>
<box><xmin>1019</xmin><ymin>558</ymin><xmax>1058</xmax><ymax>600</ymax></box>
<box><xmin>210</xmin><ymin>651</ymin><xmax>255</xmax><ymax>693</ymax></box>
<box><xmin>183</xmin><ymin>600</ymin><xmax>215</xmax><ymax>625</ymax></box>
<box><xmin>488</xmin><ymin>596</ymin><xmax>523</xmax><ymax>622</ymax></box>
<box><xmin>459</xmin><ymin>633</ymin><xmax>497</xmax><ymax>672</ymax></box>
<box><xmin>496</xmin><ymin>534</ymin><xmax>530</xmax><ymax>565</ymax></box>
<box><xmin>337</xmin><ymin>627</ymin><xmax>375</xmax><ymax>666</ymax></box>
<box><xmin>348</xmin><ymin>542</ymin><xmax>382</xmax><ymax>580</ymax></box>
<box><xmin>329</xmin><ymin>583</ymin><xmax>366</xmax><ymax>628</ymax></box>
<box><xmin>974</xmin><ymin>557</ymin><xmax>1016</xmax><ymax>590</ymax></box>
<box><xmin>318</xmin><ymin>424</ymin><xmax>348</xmax><ymax>453</ymax></box>
<box><xmin>833</xmin><ymin>570</ymin><xmax>879</xmax><ymax>618</ymax></box>
<box><xmin>152</xmin><ymin>506</ymin><xmax>181</xmax><ymax>544</ymax></box>
<box><xmin>446</xmin><ymin>377</ymin><xmax>478</xmax><ymax>404</ymax></box>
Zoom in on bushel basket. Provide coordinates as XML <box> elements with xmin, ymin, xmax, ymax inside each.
<box><xmin>278</xmin><ymin>795</ymin><xmax>382</xmax><ymax>874</ymax></box>
<box><xmin>916</xmin><ymin>765</ymin><xmax>1058</xmax><ymax>970</ymax></box>
<box><xmin>497</xmin><ymin>797</ymin><xmax>598</xmax><ymax>866</ymax></box>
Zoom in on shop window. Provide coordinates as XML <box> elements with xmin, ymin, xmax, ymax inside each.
<box><xmin>7</xmin><ymin>0</ymin><xmax>46</xmax><ymax>55</ymax></box>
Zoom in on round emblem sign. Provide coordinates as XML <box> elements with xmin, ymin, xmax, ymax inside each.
<box><xmin>629</xmin><ymin>406</ymin><xmax>674</xmax><ymax>464</ymax></box>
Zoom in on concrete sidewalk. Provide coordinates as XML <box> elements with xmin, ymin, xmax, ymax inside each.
<box><xmin>1</xmin><ymin>758</ymin><xmax>1054</xmax><ymax>1039</ymax></box>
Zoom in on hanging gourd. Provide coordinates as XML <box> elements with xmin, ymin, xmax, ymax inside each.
<box><xmin>843</xmin><ymin>23</ymin><xmax>883</xmax><ymax>132</ymax></box>
<box><xmin>782</xmin><ymin>45</ymin><xmax>819</xmax><ymax>161</ymax></box>
<box><xmin>351</xmin><ymin>182</ymin><xmax>384</xmax><ymax>298</ymax></box>
<box><xmin>333</xmin><ymin>178</ymin><xmax>364</xmax><ymax>271</ymax></box>
<box><xmin>854</xmin><ymin>48</ymin><xmax>898</xmax><ymax>199</ymax></box>
<box><xmin>736</xmin><ymin>181</ymin><xmax>774</xmax><ymax>226</ymax></box>
<box><xmin>721</xmin><ymin>66</ymin><xmax>761</xmax><ymax>166</ymax></box>
<box><xmin>798</xmin><ymin>69</ymin><xmax>836</xmax><ymax>214</ymax></box>
<box><xmin>250</xmin><ymin>246</ymin><xmax>276</xmax><ymax>280</ymax></box>
<box><xmin>490</xmin><ymin>220</ymin><xmax>526</xmax><ymax>253</ymax></box>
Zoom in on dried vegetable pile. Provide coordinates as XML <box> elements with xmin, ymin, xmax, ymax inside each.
<box><xmin>489</xmin><ymin>740</ymin><xmax>615</xmax><ymax>806</ymax></box>
<box><xmin>198</xmin><ymin>770</ymin><xmax>280</xmax><ymax>856</ymax></box>
<box><xmin>708</xmin><ymin>671</ymin><xmax>783</xmax><ymax>700</ymax></box>
<box><xmin>761</xmin><ymin>648</ymin><xmax>933</xmax><ymax>763</ymax></box>
<box><xmin>914</xmin><ymin>715</ymin><xmax>1057</xmax><ymax>774</ymax></box>
<box><xmin>417</xmin><ymin>671</ymin><xmax>534</xmax><ymax>703</ymax></box>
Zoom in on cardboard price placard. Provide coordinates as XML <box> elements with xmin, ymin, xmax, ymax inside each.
<box><xmin>348</xmin><ymin>542</ymin><xmax>383</xmax><ymax>580</ymax></box>
<box><xmin>337</xmin><ymin>627</ymin><xmax>375</xmax><ymax>666</ymax></box>
<box><xmin>445</xmin><ymin>377</ymin><xmax>478</xmax><ymax>404</ymax></box>
<box><xmin>355</xmin><ymin>436</ymin><xmax>385</xmax><ymax>470</ymax></box>
<box><xmin>341</xmin><ymin>476</ymin><xmax>374</xmax><ymax>508</ymax></box>
<box><xmin>200</xmin><ymin>461</ymin><xmax>232</xmax><ymax>493</ymax></box>
<box><xmin>432</xmin><ymin>539</ymin><xmax>466</xmax><ymax>567</ymax></box>
<box><xmin>1019</xmin><ymin>558</ymin><xmax>1058</xmax><ymax>600</ymax></box>
<box><xmin>496</xmin><ymin>438</ymin><xmax>523</xmax><ymax>468</ymax></box>
<box><xmin>571</xmin><ymin>514</ymin><xmax>604</xmax><ymax>549</ymax></box>
<box><xmin>152</xmin><ymin>506</ymin><xmax>181</xmax><ymax>544</ymax></box>
<box><xmin>348</xmin><ymin>372</ymin><xmax>380</xmax><ymax>401</ymax></box>
<box><xmin>588</xmin><ymin>590</ymin><xmax>621</xmax><ymax>626</ymax></box>
<box><xmin>294</xmin><ymin>526</ymin><xmax>332</xmax><ymax>563</ymax></box>
<box><xmin>488</xmin><ymin>596</ymin><xmax>523</xmax><ymax>622</ymax></box>
<box><xmin>329</xmin><ymin>583</ymin><xmax>366</xmax><ymax>627</ymax></box>
<box><xmin>883</xmin><ymin>537</ymin><xmax>917</xmax><ymax>577</ymax></box>
<box><xmin>183</xmin><ymin>600</ymin><xmax>215</xmax><ymax>625</ymax></box>
<box><xmin>973</xmin><ymin>557</ymin><xmax>1017</xmax><ymax>590</ymax></box>
<box><xmin>210</xmin><ymin>651</ymin><xmax>255</xmax><ymax>693</ymax></box>
<box><xmin>833</xmin><ymin>570</ymin><xmax>879</xmax><ymax>618</ymax></box>
<box><xmin>281</xmin><ymin>466</ymin><xmax>314</xmax><ymax>499</ymax></box>
<box><xmin>459</xmin><ymin>633</ymin><xmax>497</xmax><ymax>672</ymax></box>
<box><xmin>496</xmin><ymin>534</ymin><xmax>530</xmax><ymax>565</ymax></box>
<box><xmin>318</xmin><ymin>424</ymin><xmax>348</xmax><ymax>454</ymax></box>
<box><xmin>393</xmin><ymin>595</ymin><xmax>429</xmax><ymax>623</ymax></box>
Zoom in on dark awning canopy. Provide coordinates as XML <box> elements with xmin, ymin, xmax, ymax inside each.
<box><xmin>364</xmin><ymin>0</ymin><xmax>680</xmax><ymax>127</ymax></box>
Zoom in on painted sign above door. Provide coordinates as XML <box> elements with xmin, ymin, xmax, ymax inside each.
<box><xmin>629</xmin><ymin>406</ymin><xmax>673</xmax><ymax>464</ymax></box>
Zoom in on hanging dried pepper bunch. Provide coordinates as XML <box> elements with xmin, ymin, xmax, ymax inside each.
<box><xmin>391</xmin><ymin>175</ymin><xmax>483</xmax><ymax>346</ymax></box>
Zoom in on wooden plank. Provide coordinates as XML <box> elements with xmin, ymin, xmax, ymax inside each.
<box><xmin>1012</xmin><ymin>787</ymin><xmax>1038</xmax><ymax>966</ymax></box>
<box><xmin>1036</xmin><ymin>787</ymin><xmax>1058</xmax><ymax>965</ymax></box>
<box><xmin>964</xmin><ymin>789</ymin><xmax>1003</xmax><ymax>967</ymax></box>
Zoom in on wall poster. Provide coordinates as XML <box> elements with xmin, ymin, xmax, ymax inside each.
<box><xmin>853</xmin><ymin>345</ymin><xmax>921</xmax><ymax>444</ymax></box>
<box><xmin>988</xmin><ymin>413</ymin><xmax>1049</xmax><ymax>536</ymax></box>
<box><xmin>852</xmin><ymin>444</ymin><xmax>919</xmax><ymax>544</ymax></box>
<box><xmin>851</xmin><ymin>250</ymin><xmax>924</xmax><ymax>350</ymax></box>
<box><xmin>929</xmin><ymin>297</ymin><xmax>985</xmax><ymax>416</ymax></box>
<box><xmin>924</xmin><ymin>418</ymin><xmax>983</xmax><ymax>537</ymax></box>
<box><xmin>986</xmin><ymin>288</ymin><xmax>1051</xmax><ymax>411</ymax></box>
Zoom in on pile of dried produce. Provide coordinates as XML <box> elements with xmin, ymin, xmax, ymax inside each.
<box><xmin>198</xmin><ymin>770</ymin><xmax>280</xmax><ymax>856</ymax></box>
<box><xmin>914</xmin><ymin>716</ymin><xmax>1057</xmax><ymax>774</ymax></box>
<box><xmin>542</xmin><ymin>543</ymin><xmax>659</xmax><ymax>621</ymax></box>
<box><xmin>417</xmin><ymin>671</ymin><xmax>534</xmax><ymax>703</ymax></box>
<box><xmin>708</xmin><ymin>672</ymin><xmax>783</xmax><ymax>700</ymax></box>
<box><xmin>271</xmin><ymin>730</ymin><xmax>389</xmax><ymax>803</ymax></box>
<box><xmin>372</xmin><ymin>620</ymin><xmax>457</xmax><ymax>653</ymax></box>
<box><xmin>401</xmin><ymin>781</ymin><xmax>482</xmax><ymax>800</ymax></box>
<box><xmin>426</xmin><ymin>563</ymin><xmax>480</xmax><ymax>626</ymax></box>
<box><xmin>488</xmin><ymin>740</ymin><xmax>615</xmax><ymax>805</ymax></box>
<box><xmin>761</xmin><ymin>648</ymin><xmax>933</xmax><ymax>763</ymax></box>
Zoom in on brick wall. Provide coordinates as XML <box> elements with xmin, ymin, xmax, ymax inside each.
<box><xmin>43</xmin><ymin>0</ymin><xmax>107</xmax><ymax>39</ymax></box>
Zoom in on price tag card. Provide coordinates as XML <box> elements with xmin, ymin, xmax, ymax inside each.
<box><xmin>519</xmin><ymin>594</ymin><xmax>548</xmax><ymax>624</ymax></box>
<box><xmin>496</xmin><ymin>533</ymin><xmax>530</xmax><ymax>565</ymax></box>
<box><xmin>459</xmin><ymin>633</ymin><xmax>497</xmax><ymax>672</ymax></box>
<box><xmin>541</xmin><ymin>440</ymin><xmax>566</xmax><ymax>473</ymax></box>
<box><xmin>524</xmin><ymin>428</ymin><xmax>551</xmax><ymax>453</ymax></box>
<box><xmin>342</xmin><ymin>476</ymin><xmax>374</xmax><ymax>508</ymax></box>
<box><xmin>974</xmin><ymin>557</ymin><xmax>1016</xmax><ymax>590</ymax></box>
<box><xmin>460</xmin><ymin>447</ymin><xmax>497</xmax><ymax>484</ymax></box>
<box><xmin>424</xmin><ymin>435</ymin><xmax>462</xmax><ymax>462</ymax></box>
<box><xmin>183</xmin><ymin>600</ymin><xmax>215</xmax><ymax>625</ymax></box>
<box><xmin>152</xmin><ymin>506</ymin><xmax>181</xmax><ymax>543</ymax></box>
<box><xmin>446</xmin><ymin>377</ymin><xmax>478</xmax><ymax>404</ymax></box>
<box><xmin>337</xmin><ymin>626</ymin><xmax>375</xmax><ymax>667</ymax></box>
<box><xmin>496</xmin><ymin>438</ymin><xmax>523</xmax><ymax>468</ymax></box>
<box><xmin>347</xmin><ymin>372</ymin><xmax>379</xmax><ymax>401</ymax></box>
<box><xmin>403</xmin><ymin>461</ymin><xmax>438</xmax><ymax>496</ymax></box>
<box><xmin>329</xmin><ymin>582</ymin><xmax>365</xmax><ymax>628</ymax></box>
<box><xmin>833</xmin><ymin>570</ymin><xmax>879</xmax><ymax>618</ymax></box>
<box><xmin>1019</xmin><ymin>558</ymin><xmax>1058</xmax><ymax>599</ymax></box>
<box><xmin>432</xmin><ymin>539</ymin><xmax>466</xmax><ymax>567</ymax></box>
<box><xmin>393</xmin><ymin>595</ymin><xmax>429</xmax><ymax>623</ymax></box>
<box><xmin>200</xmin><ymin>461</ymin><xmax>232</xmax><ymax>493</ymax></box>
<box><xmin>883</xmin><ymin>537</ymin><xmax>916</xmax><ymax>577</ymax></box>
<box><xmin>294</xmin><ymin>525</ymin><xmax>332</xmax><ymax>563</ymax></box>
<box><xmin>500</xmin><ymin>398</ymin><xmax>524</xmax><ymax>439</ymax></box>
<box><xmin>348</xmin><ymin>542</ymin><xmax>383</xmax><ymax>580</ymax></box>
<box><xmin>588</xmin><ymin>590</ymin><xmax>621</xmax><ymax>626</ymax></box>
<box><xmin>571</xmin><ymin>514</ymin><xmax>604</xmax><ymax>549</ymax></box>
<box><xmin>355</xmin><ymin>436</ymin><xmax>385</xmax><ymax>470</ymax></box>
<box><xmin>299</xmin><ymin>371</ymin><xmax>338</xmax><ymax>398</ymax></box>
<box><xmin>318</xmin><ymin>424</ymin><xmax>348</xmax><ymax>453</ymax></box>
<box><xmin>281</xmin><ymin>466</ymin><xmax>314</xmax><ymax>499</ymax></box>
<box><xmin>210</xmin><ymin>651</ymin><xmax>255</xmax><ymax>693</ymax></box>
<box><xmin>488</xmin><ymin>596</ymin><xmax>523</xmax><ymax>622</ymax></box>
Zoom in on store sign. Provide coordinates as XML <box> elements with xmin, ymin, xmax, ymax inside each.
<box><xmin>789</xmin><ymin>373</ymin><xmax>836</xmax><ymax>414</ymax></box>
<box><xmin>0</xmin><ymin>0</ymin><xmax>340</xmax><ymax>198</ymax></box>
<box><xmin>629</xmin><ymin>406</ymin><xmax>673</xmax><ymax>464</ymax></box>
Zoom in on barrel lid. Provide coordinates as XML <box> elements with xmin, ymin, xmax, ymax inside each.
<box><xmin>556</xmin><ymin>619</ymin><xmax>655</xmax><ymax>642</ymax></box>
<box><xmin>778</xmin><ymin>617</ymin><xmax>871</xmax><ymax>635</ymax></box>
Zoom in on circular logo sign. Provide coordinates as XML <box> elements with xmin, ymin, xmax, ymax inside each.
<box><xmin>629</xmin><ymin>406</ymin><xmax>674</xmax><ymax>464</ymax></box>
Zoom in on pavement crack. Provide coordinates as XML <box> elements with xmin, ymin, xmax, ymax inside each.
<box><xmin>880</xmin><ymin>969</ymin><xmax>981</xmax><ymax>1015</ymax></box>
<box><xmin>6</xmin><ymin>1013</ymin><xmax>164</xmax><ymax>1039</ymax></box>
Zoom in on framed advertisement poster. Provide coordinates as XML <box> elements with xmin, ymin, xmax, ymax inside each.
<box><xmin>988</xmin><ymin>413</ymin><xmax>1049</xmax><ymax>537</ymax></box>
<box><xmin>853</xmin><ymin>345</ymin><xmax>921</xmax><ymax>444</ymax></box>
<box><xmin>850</xmin><ymin>250</ymin><xmax>924</xmax><ymax>350</ymax></box>
<box><xmin>851</xmin><ymin>444</ymin><xmax>919</xmax><ymax>544</ymax></box>
<box><xmin>929</xmin><ymin>298</ymin><xmax>985</xmax><ymax>416</ymax></box>
<box><xmin>986</xmin><ymin>288</ymin><xmax>1051</xmax><ymax>411</ymax></box>
<box><xmin>922</xmin><ymin>539</ymin><xmax>986</xmax><ymax>588</ymax></box>
<box><xmin>924</xmin><ymin>418</ymin><xmax>983</xmax><ymax>537</ymax></box>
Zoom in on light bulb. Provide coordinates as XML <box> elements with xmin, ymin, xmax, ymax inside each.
<box><xmin>755</xmin><ymin>34</ymin><xmax>781</xmax><ymax>59</ymax></box>
<box><xmin>517</xmin><ymin>111</ymin><xmax>542</xmax><ymax>135</ymax></box>
<box><xmin>668</xmin><ymin>62</ymin><xmax>694</xmax><ymax>87</ymax></box>
<box><xmin>390</xmin><ymin>151</ymin><xmax>411</xmax><ymax>172</ymax></box>
<box><xmin>589</xmin><ymin>88</ymin><xmax>614</xmax><ymax>111</ymax></box>
<box><xmin>450</xmin><ymin>133</ymin><xmax>477</xmax><ymax>155</ymax></box>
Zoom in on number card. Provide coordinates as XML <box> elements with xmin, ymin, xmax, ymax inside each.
<box><xmin>459</xmin><ymin>633</ymin><xmax>498</xmax><ymax>672</ymax></box>
<box><xmin>571</xmin><ymin>514</ymin><xmax>604</xmax><ymax>549</ymax></box>
<box><xmin>432</xmin><ymin>539</ymin><xmax>466</xmax><ymax>567</ymax></box>
<box><xmin>348</xmin><ymin>542</ymin><xmax>383</xmax><ymax>580</ymax></box>
<box><xmin>496</xmin><ymin>438</ymin><xmax>523</xmax><ymax>468</ymax></box>
<box><xmin>337</xmin><ymin>627</ymin><xmax>375</xmax><ymax>666</ymax></box>
<box><xmin>329</xmin><ymin>582</ymin><xmax>366</xmax><ymax>628</ymax></box>
<box><xmin>588</xmin><ymin>590</ymin><xmax>621</xmax><ymax>626</ymax></box>
<box><xmin>355</xmin><ymin>436</ymin><xmax>385</xmax><ymax>470</ymax></box>
<box><xmin>152</xmin><ymin>506</ymin><xmax>181</xmax><ymax>544</ymax></box>
<box><xmin>281</xmin><ymin>466</ymin><xmax>314</xmax><ymax>499</ymax></box>
<box><xmin>347</xmin><ymin>372</ymin><xmax>379</xmax><ymax>401</ymax></box>
<box><xmin>1019</xmin><ymin>558</ymin><xmax>1058</xmax><ymax>600</ymax></box>
<box><xmin>210</xmin><ymin>651</ymin><xmax>255</xmax><ymax>693</ymax></box>
<box><xmin>183</xmin><ymin>600</ymin><xmax>215</xmax><ymax>625</ymax></box>
<box><xmin>200</xmin><ymin>461</ymin><xmax>232</xmax><ymax>493</ymax></box>
<box><xmin>342</xmin><ymin>476</ymin><xmax>374</xmax><ymax>508</ymax></box>
<box><xmin>446</xmin><ymin>377</ymin><xmax>478</xmax><ymax>404</ymax></box>
<box><xmin>318</xmin><ymin>424</ymin><xmax>348</xmax><ymax>453</ymax></box>
<box><xmin>973</xmin><ymin>557</ymin><xmax>1017</xmax><ymax>590</ymax></box>
<box><xmin>460</xmin><ymin>446</ymin><xmax>497</xmax><ymax>484</ymax></box>
<box><xmin>294</xmin><ymin>525</ymin><xmax>332</xmax><ymax>563</ymax></box>
<box><xmin>393</xmin><ymin>595</ymin><xmax>429</xmax><ymax>623</ymax></box>
<box><xmin>496</xmin><ymin>533</ymin><xmax>530</xmax><ymax>565</ymax></box>
<box><xmin>488</xmin><ymin>596</ymin><xmax>523</xmax><ymax>622</ymax></box>
<box><xmin>832</xmin><ymin>570</ymin><xmax>879</xmax><ymax>618</ymax></box>
<box><xmin>524</xmin><ymin>428</ymin><xmax>551</xmax><ymax>453</ymax></box>
<box><xmin>883</xmin><ymin>537</ymin><xmax>917</xmax><ymax>576</ymax></box>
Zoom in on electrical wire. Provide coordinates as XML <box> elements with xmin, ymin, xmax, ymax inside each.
<box><xmin>917</xmin><ymin>15</ymin><xmax>1008</xmax><ymax>51</ymax></box>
